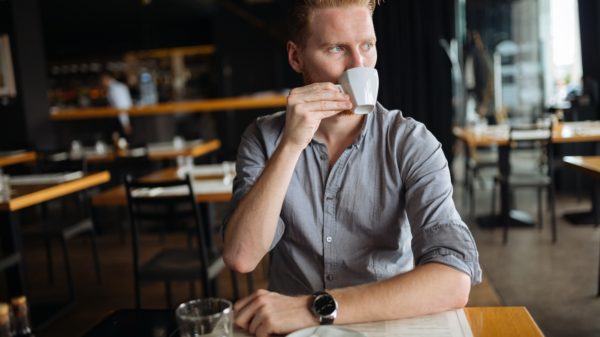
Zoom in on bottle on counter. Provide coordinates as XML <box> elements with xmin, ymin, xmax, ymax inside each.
<box><xmin>10</xmin><ymin>296</ymin><xmax>34</xmax><ymax>337</ymax></box>
<box><xmin>0</xmin><ymin>303</ymin><xmax>11</xmax><ymax>337</ymax></box>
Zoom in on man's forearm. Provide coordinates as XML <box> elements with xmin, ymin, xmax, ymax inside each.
<box><xmin>224</xmin><ymin>142</ymin><xmax>303</xmax><ymax>273</ymax></box>
<box><xmin>330</xmin><ymin>263</ymin><xmax>471</xmax><ymax>324</ymax></box>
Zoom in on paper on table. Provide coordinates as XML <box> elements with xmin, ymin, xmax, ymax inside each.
<box><xmin>9</xmin><ymin>171</ymin><xmax>84</xmax><ymax>185</ymax></box>
<box><xmin>345</xmin><ymin>309</ymin><xmax>473</xmax><ymax>337</ymax></box>
<box><xmin>131</xmin><ymin>179</ymin><xmax>232</xmax><ymax>198</ymax></box>
<box><xmin>232</xmin><ymin>309</ymin><xmax>473</xmax><ymax>337</ymax></box>
<box><xmin>190</xmin><ymin>162</ymin><xmax>236</xmax><ymax>177</ymax></box>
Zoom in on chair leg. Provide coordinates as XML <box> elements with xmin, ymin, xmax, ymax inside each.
<box><xmin>550</xmin><ymin>185</ymin><xmax>557</xmax><ymax>244</ymax></box>
<box><xmin>88</xmin><ymin>231</ymin><xmax>102</xmax><ymax>284</ymax></box>
<box><xmin>210</xmin><ymin>279</ymin><xmax>218</xmax><ymax>297</ymax></box>
<box><xmin>134</xmin><ymin>278</ymin><xmax>141</xmax><ymax>309</ymax></box>
<box><xmin>537</xmin><ymin>188</ymin><xmax>543</xmax><ymax>230</ymax></box>
<box><xmin>165</xmin><ymin>281</ymin><xmax>172</xmax><ymax>308</ymax></box>
<box><xmin>44</xmin><ymin>238</ymin><xmax>54</xmax><ymax>284</ymax></box>
<box><xmin>60</xmin><ymin>238</ymin><xmax>75</xmax><ymax>302</ymax></box>
<box><xmin>189</xmin><ymin>281</ymin><xmax>196</xmax><ymax>299</ymax></box>
<box><xmin>230</xmin><ymin>271</ymin><xmax>240</xmax><ymax>302</ymax></box>
<box><xmin>491</xmin><ymin>180</ymin><xmax>497</xmax><ymax>215</ymax></box>
<box><xmin>468</xmin><ymin>172</ymin><xmax>475</xmax><ymax>220</ymax></box>
<box><xmin>246</xmin><ymin>273</ymin><xmax>255</xmax><ymax>294</ymax></box>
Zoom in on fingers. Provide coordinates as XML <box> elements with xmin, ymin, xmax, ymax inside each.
<box><xmin>234</xmin><ymin>289</ymin><xmax>270</xmax><ymax>330</ymax></box>
<box><xmin>288</xmin><ymin>83</ymin><xmax>349</xmax><ymax>105</ymax></box>
<box><xmin>300</xmin><ymin>100</ymin><xmax>352</xmax><ymax>113</ymax></box>
<box><xmin>290</xmin><ymin>82</ymin><xmax>340</xmax><ymax>95</ymax></box>
<box><xmin>234</xmin><ymin>289</ymin><xmax>266</xmax><ymax>312</ymax></box>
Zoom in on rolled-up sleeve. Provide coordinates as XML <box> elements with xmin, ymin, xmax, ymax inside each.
<box><xmin>223</xmin><ymin>120</ymin><xmax>286</xmax><ymax>250</ymax></box>
<box><xmin>399</xmin><ymin>121</ymin><xmax>482</xmax><ymax>284</ymax></box>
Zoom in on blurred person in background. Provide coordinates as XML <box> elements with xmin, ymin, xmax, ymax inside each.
<box><xmin>100</xmin><ymin>71</ymin><xmax>133</xmax><ymax>136</ymax></box>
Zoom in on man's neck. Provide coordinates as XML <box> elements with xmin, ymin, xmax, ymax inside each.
<box><xmin>314</xmin><ymin>112</ymin><xmax>365</xmax><ymax>167</ymax></box>
<box><xmin>315</xmin><ymin>112</ymin><xmax>365</xmax><ymax>144</ymax></box>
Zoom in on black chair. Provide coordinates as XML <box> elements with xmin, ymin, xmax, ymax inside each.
<box><xmin>491</xmin><ymin>122</ymin><xmax>557</xmax><ymax>243</ymax></box>
<box><xmin>23</xmin><ymin>154</ymin><xmax>102</xmax><ymax>300</ymax></box>
<box><xmin>23</xmin><ymin>195</ymin><xmax>102</xmax><ymax>301</ymax></box>
<box><xmin>124</xmin><ymin>175</ymin><xmax>237</xmax><ymax>308</ymax></box>
<box><xmin>464</xmin><ymin>144</ymin><xmax>498</xmax><ymax>219</ymax></box>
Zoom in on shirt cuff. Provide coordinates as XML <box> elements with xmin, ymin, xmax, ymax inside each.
<box><xmin>412</xmin><ymin>222</ymin><xmax>482</xmax><ymax>284</ymax></box>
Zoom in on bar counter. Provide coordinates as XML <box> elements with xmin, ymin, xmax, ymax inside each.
<box><xmin>50</xmin><ymin>94</ymin><xmax>288</xmax><ymax>120</ymax></box>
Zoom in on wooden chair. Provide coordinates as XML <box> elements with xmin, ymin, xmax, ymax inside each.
<box><xmin>124</xmin><ymin>175</ymin><xmax>237</xmax><ymax>308</ymax></box>
<box><xmin>491</xmin><ymin>122</ymin><xmax>557</xmax><ymax>243</ymax></box>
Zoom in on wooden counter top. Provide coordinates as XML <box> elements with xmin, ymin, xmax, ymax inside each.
<box><xmin>465</xmin><ymin>307</ymin><xmax>544</xmax><ymax>337</ymax></box>
<box><xmin>563</xmin><ymin>156</ymin><xmax>600</xmax><ymax>180</ymax></box>
<box><xmin>0</xmin><ymin>171</ymin><xmax>110</xmax><ymax>212</ymax></box>
<box><xmin>0</xmin><ymin>151</ymin><xmax>37</xmax><ymax>168</ymax></box>
<box><xmin>50</xmin><ymin>95</ymin><xmax>288</xmax><ymax>121</ymax></box>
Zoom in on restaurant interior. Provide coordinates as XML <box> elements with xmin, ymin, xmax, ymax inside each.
<box><xmin>1</xmin><ymin>0</ymin><xmax>600</xmax><ymax>336</ymax></box>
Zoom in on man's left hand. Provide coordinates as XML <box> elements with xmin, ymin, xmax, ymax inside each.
<box><xmin>234</xmin><ymin>289</ymin><xmax>317</xmax><ymax>337</ymax></box>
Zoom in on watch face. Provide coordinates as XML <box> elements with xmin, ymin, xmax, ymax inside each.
<box><xmin>314</xmin><ymin>294</ymin><xmax>336</xmax><ymax>316</ymax></box>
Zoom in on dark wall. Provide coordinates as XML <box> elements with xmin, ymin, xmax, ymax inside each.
<box><xmin>579</xmin><ymin>0</ymin><xmax>600</xmax><ymax>84</ymax></box>
<box><xmin>374</xmin><ymin>0</ymin><xmax>456</xmax><ymax>163</ymax></box>
<box><xmin>0</xmin><ymin>0</ymin><xmax>54</xmax><ymax>151</ymax></box>
<box><xmin>41</xmin><ymin>0</ymin><xmax>216</xmax><ymax>60</ymax></box>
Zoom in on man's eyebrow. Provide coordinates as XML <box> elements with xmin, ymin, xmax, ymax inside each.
<box><xmin>317</xmin><ymin>41</ymin><xmax>345</xmax><ymax>48</ymax></box>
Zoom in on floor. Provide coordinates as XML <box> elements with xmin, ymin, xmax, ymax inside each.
<box><xmin>12</xmin><ymin>149</ymin><xmax>600</xmax><ymax>337</ymax></box>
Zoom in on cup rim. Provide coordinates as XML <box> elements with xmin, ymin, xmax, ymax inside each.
<box><xmin>175</xmin><ymin>298</ymin><xmax>233</xmax><ymax>321</ymax></box>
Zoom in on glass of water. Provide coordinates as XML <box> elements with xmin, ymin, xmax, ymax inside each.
<box><xmin>175</xmin><ymin>298</ymin><xmax>233</xmax><ymax>337</ymax></box>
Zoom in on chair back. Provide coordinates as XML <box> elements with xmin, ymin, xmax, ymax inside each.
<box><xmin>508</xmin><ymin>121</ymin><xmax>554</xmax><ymax>175</ymax></box>
<box><xmin>124</xmin><ymin>175</ymin><xmax>210</xmax><ymax>276</ymax></box>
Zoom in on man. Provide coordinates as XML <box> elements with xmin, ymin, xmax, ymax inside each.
<box><xmin>224</xmin><ymin>1</ymin><xmax>481</xmax><ymax>336</ymax></box>
<box><xmin>100</xmin><ymin>71</ymin><xmax>133</xmax><ymax>136</ymax></box>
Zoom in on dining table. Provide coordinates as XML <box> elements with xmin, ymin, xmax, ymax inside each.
<box><xmin>0</xmin><ymin>171</ymin><xmax>111</xmax><ymax>327</ymax></box>
<box><xmin>562</xmin><ymin>155</ymin><xmax>600</xmax><ymax>296</ymax></box>
<box><xmin>47</xmin><ymin>138</ymin><xmax>221</xmax><ymax>164</ymax></box>
<box><xmin>0</xmin><ymin>150</ymin><xmax>37</xmax><ymax>168</ymax></box>
<box><xmin>81</xmin><ymin>306</ymin><xmax>544</xmax><ymax>337</ymax></box>
<box><xmin>91</xmin><ymin>163</ymin><xmax>233</xmax><ymax>207</ymax></box>
<box><xmin>454</xmin><ymin>121</ymin><xmax>600</xmax><ymax>242</ymax></box>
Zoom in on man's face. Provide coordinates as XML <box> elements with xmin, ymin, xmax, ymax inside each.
<box><xmin>288</xmin><ymin>5</ymin><xmax>377</xmax><ymax>85</ymax></box>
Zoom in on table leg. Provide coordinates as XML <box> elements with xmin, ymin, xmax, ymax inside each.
<box><xmin>0</xmin><ymin>211</ymin><xmax>27</xmax><ymax>297</ymax></box>
<box><xmin>476</xmin><ymin>144</ymin><xmax>536</xmax><ymax>237</ymax></box>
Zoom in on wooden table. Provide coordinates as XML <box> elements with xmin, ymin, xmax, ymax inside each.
<box><xmin>92</xmin><ymin>166</ymin><xmax>232</xmax><ymax>207</ymax></box>
<box><xmin>562</xmin><ymin>156</ymin><xmax>600</xmax><ymax>296</ymax></box>
<box><xmin>49</xmin><ymin>139</ymin><xmax>221</xmax><ymax>164</ymax></box>
<box><xmin>454</xmin><ymin>122</ymin><xmax>600</xmax><ymax>240</ymax></box>
<box><xmin>0</xmin><ymin>171</ymin><xmax>110</xmax><ymax>326</ymax></box>
<box><xmin>82</xmin><ymin>307</ymin><xmax>544</xmax><ymax>337</ymax></box>
<box><xmin>50</xmin><ymin>94</ymin><xmax>287</xmax><ymax>120</ymax></box>
<box><xmin>0</xmin><ymin>151</ymin><xmax>37</xmax><ymax>168</ymax></box>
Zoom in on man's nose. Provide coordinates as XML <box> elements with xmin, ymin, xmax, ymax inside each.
<box><xmin>348</xmin><ymin>48</ymin><xmax>365</xmax><ymax>68</ymax></box>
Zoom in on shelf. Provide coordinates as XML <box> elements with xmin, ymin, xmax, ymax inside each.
<box><xmin>50</xmin><ymin>94</ymin><xmax>287</xmax><ymax>120</ymax></box>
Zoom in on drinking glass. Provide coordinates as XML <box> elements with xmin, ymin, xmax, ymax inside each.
<box><xmin>175</xmin><ymin>298</ymin><xmax>233</xmax><ymax>337</ymax></box>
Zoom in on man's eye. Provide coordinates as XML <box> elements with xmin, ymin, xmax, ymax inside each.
<box><xmin>328</xmin><ymin>46</ymin><xmax>344</xmax><ymax>53</ymax></box>
<box><xmin>362</xmin><ymin>42</ymin><xmax>375</xmax><ymax>51</ymax></box>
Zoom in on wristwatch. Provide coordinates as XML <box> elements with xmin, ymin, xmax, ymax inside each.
<box><xmin>311</xmin><ymin>291</ymin><xmax>338</xmax><ymax>325</ymax></box>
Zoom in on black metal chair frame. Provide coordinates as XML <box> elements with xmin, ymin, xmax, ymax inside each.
<box><xmin>124</xmin><ymin>174</ymin><xmax>237</xmax><ymax>308</ymax></box>
<box><xmin>492</xmin><ymin>123</ymin><xmax>557</xmax><ymax>244</ymax></box>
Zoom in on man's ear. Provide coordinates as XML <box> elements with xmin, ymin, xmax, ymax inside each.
<box><xmin>287</xmin><ymin>41</ymin><xmax>303</xmax><ymax>74</ymax></box>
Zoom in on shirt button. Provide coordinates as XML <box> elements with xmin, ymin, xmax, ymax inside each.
<box><xmin>326</xmin><ymin>274</ymin><xmax>334</xmax><ymax>281</ymax></box>
<box><xmin>326</xmin><ymin>236</ymin><xmax>332</xmax><ymax>243</ymax></box>
<box><xmin>320</xmin><ymin>155</ymin><xmax>327</xmax><ymax>161</ymax></box>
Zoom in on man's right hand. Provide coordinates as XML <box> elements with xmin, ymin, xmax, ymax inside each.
<box><xmin>283</xmin><ymin>82</ymin><xmax>352</xmax><ymax>150</ymax></box>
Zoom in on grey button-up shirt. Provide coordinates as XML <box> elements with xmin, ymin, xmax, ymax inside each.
<box><xmin>228</xmin><ymin>103</ymin><xmax>481</xmax><ymax>295</ymax></box>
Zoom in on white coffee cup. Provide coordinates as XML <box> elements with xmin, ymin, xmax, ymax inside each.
<box><xmin>337</xmin><ymin>67</ymin><xmax>379</xmax><ymax>114</ymax></box>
